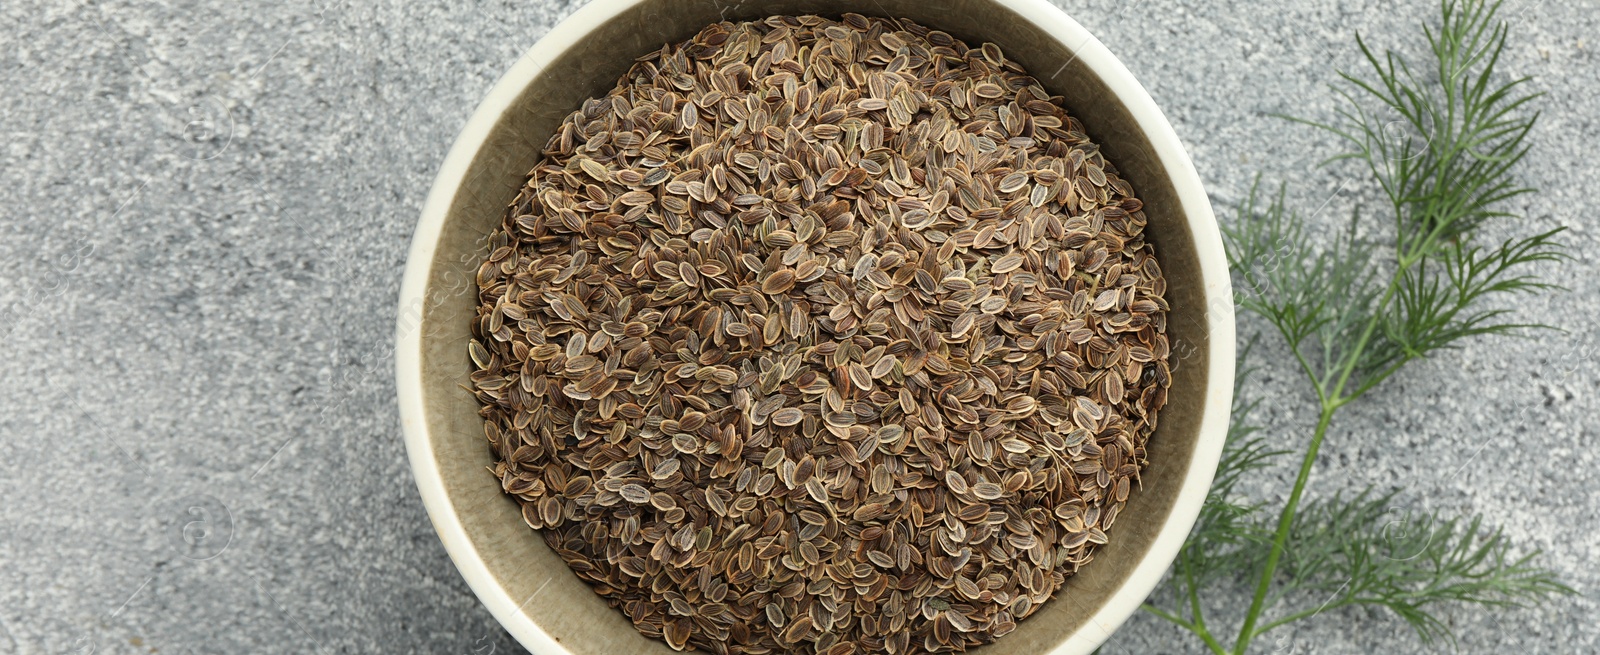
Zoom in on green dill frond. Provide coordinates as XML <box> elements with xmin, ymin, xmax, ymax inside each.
<box><xmin>1224</xmin><ymin>180</ymin><xmax>1385</xmax><ymax>400</ymax></box>
<box><xmin>1379</xmin><ymin>228</ymin><xmax>1566</xmax><ymax>363</ymax></box>
<box><xmin>1153</xmin><ymin>2</ymin><xmax>1573</xmax><ymax>654</ymax></box>
<box><xmin>1296</xmin><ymin>0</ymin><xmax>1544</xmax><ymax>254</ymax></box>
<box><xmin>1253</xmin><ymin>0</ymin><xmax>1565</xmax><ymax>403</ymax></box>
<box><xmin>1262</xmin><ymin>489</ymin><xmax>1575</xmax><ymax>647</ymax></box>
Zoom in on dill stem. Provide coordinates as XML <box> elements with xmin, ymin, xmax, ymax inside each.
<box><xmin>1234</xmin><ymin>275</ymin><xmax>1404</xmax><ymax>653</ymax></box>
<box><xmin>1252</xmin><ymin>597</ymin><xmax>1358</xmax><ymax>638</ymax></box>
<box><xmin>1231</xmin><ymin>404</ymin><xmax>1336</xmax><ymax>653</ymax></box>
<box><xmin>1140</xmin><ymin>603</ymin><xmax>1228</xmax><ymax>655</ymax></box>
<box><xmin>1184</xmin><ymin>552</ymin><xmax>1229</xmax><ymax>655</ymax></box>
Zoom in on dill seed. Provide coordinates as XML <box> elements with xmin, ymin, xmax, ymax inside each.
<box><xmin>471</xmin><ymin>13</ymin><xmax>1170</xmax><ymax>654</ymax></box>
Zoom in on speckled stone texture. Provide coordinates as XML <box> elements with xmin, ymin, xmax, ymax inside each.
<box><xmin>0</xmin><ymin>0</ymin><xmax>1593</xmax><ymax>653</ymax></box>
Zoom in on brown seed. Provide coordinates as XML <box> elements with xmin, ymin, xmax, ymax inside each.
<box><xmin>619</xmin><ymin>484</ymin><xmax>651</xmax><ymax>504</ymax></box>
<box><xmin>762</xmin><ymin>269</ymin><xmax>796</xmax><ymax>294</ymax></box>
<box><xmin>951</xmin><ymin>313</ymin><xmax>976</xmax><ymax>339</ymax></box>
<box><xmin>651</xmin><ymin>458</ymin><xmax>681</xmax><ymax>479</ymax></box>
<box><xmin>847</xmin><ymin>362</ymin><xmax>872</xmax><ymax>390</ymax></box>
<box><xmin>578</xmin><ymin>158</ymin><xmax>608</xmax><ymax>181</ymax></box>
<box><xmin>771</xmin><ymin>407</ymin><xmax>804</xmax><ymax>427</ymax></box>
<box><xmin>998</xmin><ymin>172</ymin><xmax>1029</xmax><ymax>194</ymax></box>
<box><xmin>972</xmin><ymin>482</ymin><xmax>1005</xmax><ymax>501</ymax></box>
<box><xmin>867</xmin><ymin>550</ymin><xmax>895</xmax><ymax>568</ymax></box>
<box><xmin>992</xmin><ymin>252</ymin><xmax>1024</xmax><ymax>274</ymax></box>
<box><xmin>870</xmin><ymin>355</ymin><xmax>899</xmax><ymax>379</ymax></box>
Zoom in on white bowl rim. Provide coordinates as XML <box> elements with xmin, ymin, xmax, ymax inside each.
<box><xmin>396</xmin><ymin>1</ymin><xmax>1235</xmax><ymax>653</ymax></box>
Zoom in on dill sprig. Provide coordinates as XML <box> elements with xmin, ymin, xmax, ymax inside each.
<box><xmin>1139</xmin><ymin>1</ymin><xmax>1572</xmax><ymax>653</ymax></box>
<box><xmin>1271</xmin><ymin>489</ymin><xmax>1572</xmax><ymax>646</ymax></box>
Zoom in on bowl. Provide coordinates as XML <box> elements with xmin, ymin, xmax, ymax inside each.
<box><xmin>396</xmin><ymin>0</ymin><xmax>1234</xmax><ymax>652</ymax></box>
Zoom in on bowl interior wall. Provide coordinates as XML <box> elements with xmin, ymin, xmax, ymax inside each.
<box><xmin>415</xmin><ymin>0</ymin><xmax>1210</xmax><ymax>651</ymax></box>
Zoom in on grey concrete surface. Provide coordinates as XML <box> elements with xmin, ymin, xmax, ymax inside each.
<box><xmin>0</xmin><ymin>0</ymin><xmax>1593</xmax><ymax>653</ymax></box>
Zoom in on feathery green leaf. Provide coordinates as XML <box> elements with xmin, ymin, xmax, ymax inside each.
<box><xmin>1260</xmin><ymin>489</ymin><xmax>1574</xmax><ymax>646</ymax></box>
<box><xmin>1151</xmin><ymin>2</ymin><xmax>1571</xmax><ymax>653</ymax></box>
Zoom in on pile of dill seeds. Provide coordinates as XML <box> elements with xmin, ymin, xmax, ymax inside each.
<box><xmin>469</xmin><ymin>13</ymin><xmax>1171</xmax><ymax>654</ymax></box>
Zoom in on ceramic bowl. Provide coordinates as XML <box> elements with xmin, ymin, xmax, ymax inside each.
<box><xmin>397</xmin><ymin>1</ymin><xmax>1234</xmax><ymax>652</ymax></box>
